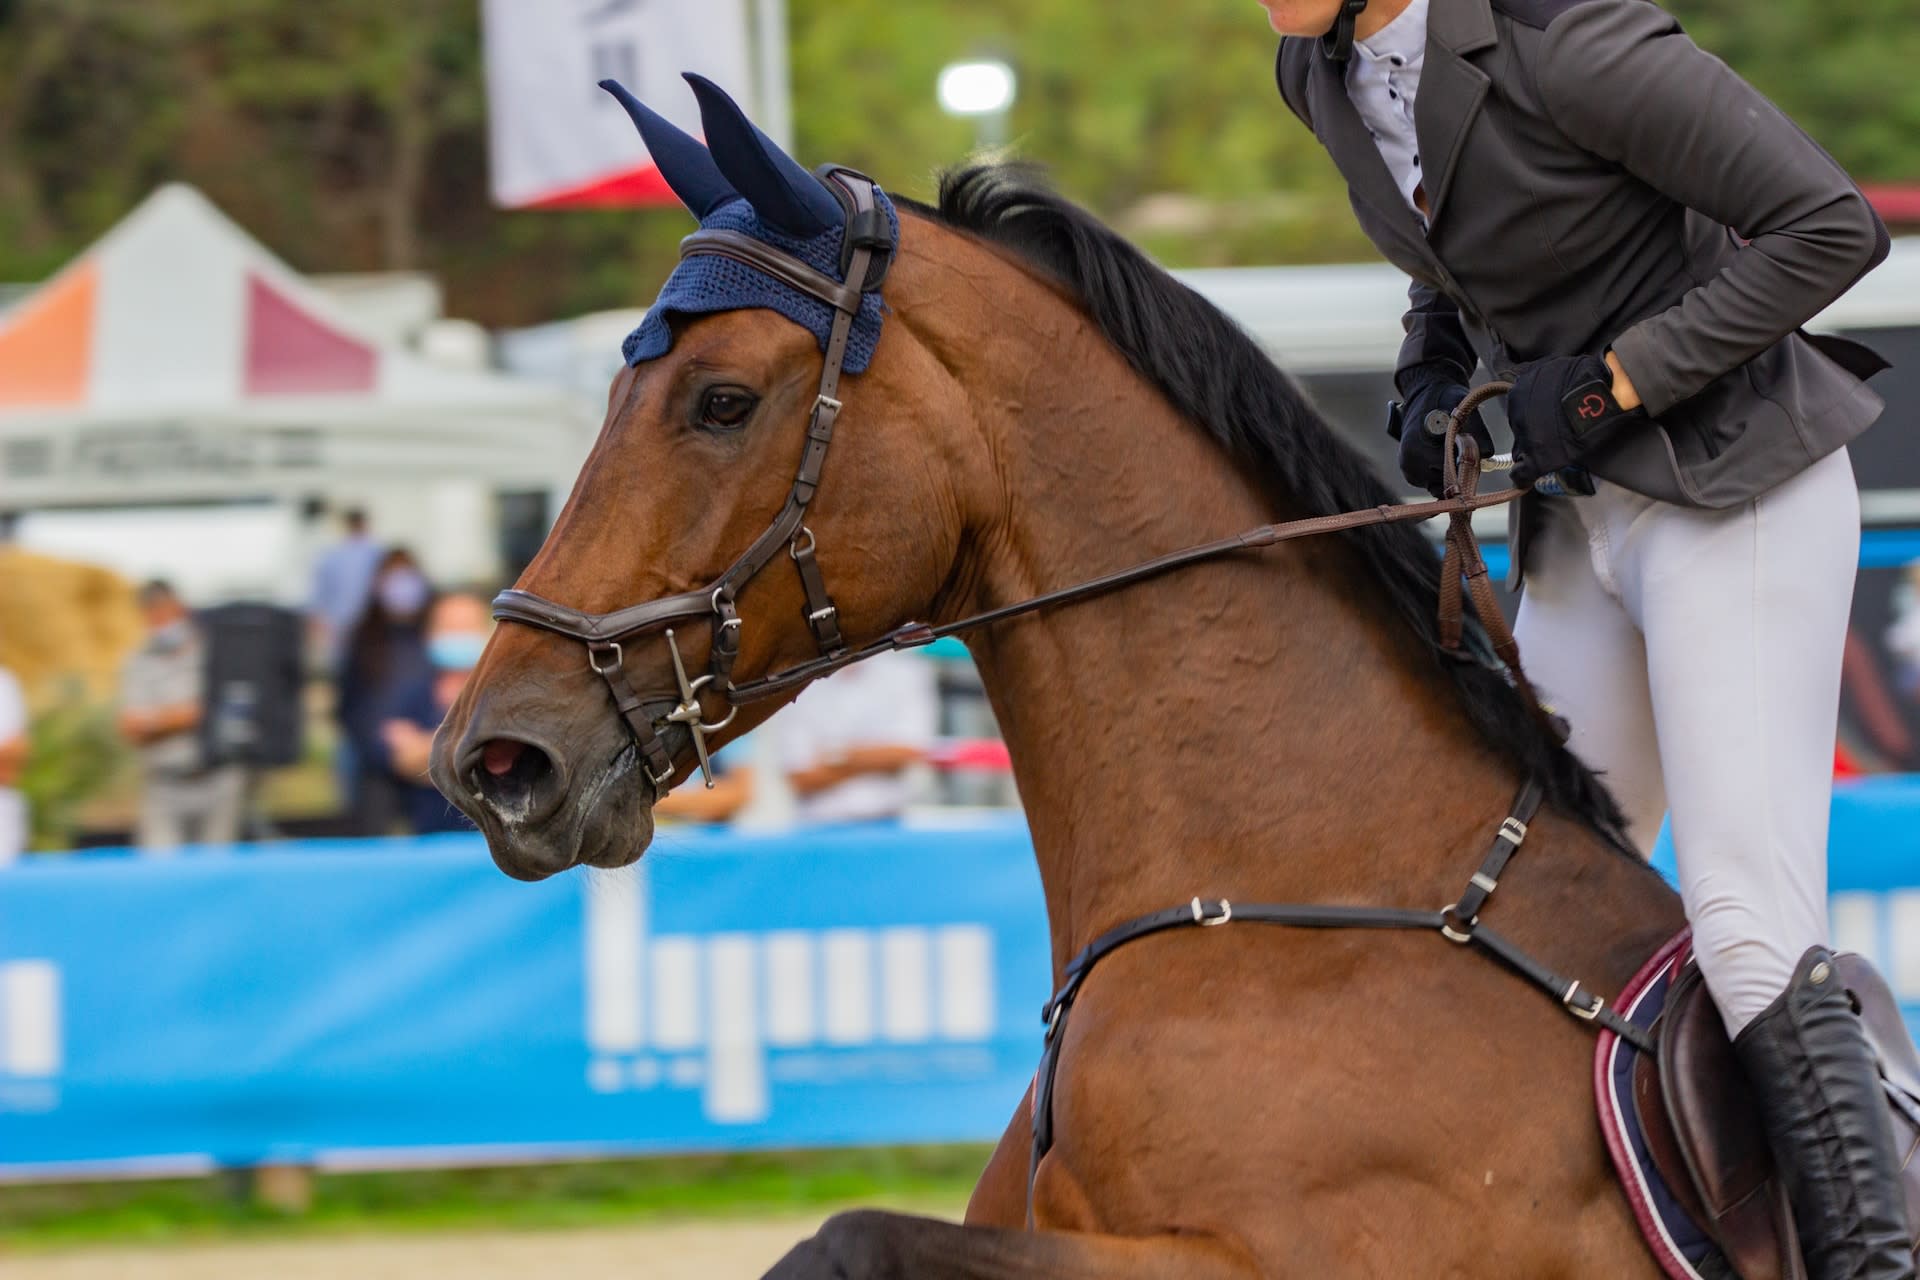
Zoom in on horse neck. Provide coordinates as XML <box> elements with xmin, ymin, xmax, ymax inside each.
<box><xmin>897</xmin><ymin>241</ymin><xmax>1530</xmax><ymax>973</ymax></box>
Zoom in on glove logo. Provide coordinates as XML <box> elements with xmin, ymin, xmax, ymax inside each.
<box><xmin>1576</xmin><ymin>392</ymin><xmax>1607</xmax><ymax>420</ymax></box>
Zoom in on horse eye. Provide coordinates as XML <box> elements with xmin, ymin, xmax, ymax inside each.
<box><xmin>697</xmin><ymin>387</ymin><xmax>758</xmax><ymax>430</ymax></box>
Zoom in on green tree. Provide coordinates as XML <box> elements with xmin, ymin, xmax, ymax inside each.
<box><xmin>1673</xmin><ymin>0</ymin><xmax>1920</xmax><ymax>183</ymax></box>
<box><xmin>0</xmin><ymin>0</ymin><xmax>1913</xmax><ymax>327</ymax></box>
<box><xmin>19</xmin><ymin>691</ymin><xmax>126</xmax><ymax>852</ymax></box>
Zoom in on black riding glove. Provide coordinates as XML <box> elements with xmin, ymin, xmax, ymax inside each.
<box><xmin>1505</xmin><ymin>353</ymin><xmax>1645</xmax><ymax>490</ymax></box>
<box><xmin>1391</xmin><ymin>362</ymin><xmax>1493</xmax><ymax>498</ymax></box>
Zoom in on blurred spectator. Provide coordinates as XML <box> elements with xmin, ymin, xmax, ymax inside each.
<box><xmin>307</xmin><ymin>507</ymin><xmax>382</xmax><ymax>669</ymax></box>
<box><xmin>776</xmin><ymin>650</ymin><xmax>938</xmax><ymax>823</ymax></box>
<box><xmin>0</xmin><ymin>658</ymin><xmax>26</xmax><ymax>863</ymax></box>
<box><xmin>336</xmin><ymin>549</ymin><xmax>434</xmax><ymax>834</ymax></box>
<box><xmin>373</xmin><ymin>592</ymin><xmax>488</xmax><ymax>834</ymax></box>
<box><xmin>119</xmin><ymin>581</ymin><xmax>244</xmax><ymax>851</ymax></box>
<box><xmin>1841</xmin><ymin>627</ymin><xmax>1916</xmax><ymax>771</ymax></box>
<box><xmin>1888</xmin><ymin>560</ymin><xmax>1920</xmax><ymax>699</ymax></box>
<box><xmin>653</xmin><ymin>746</ymin><xmax>758</xmax><ymax>823</ymax></box>
<box><xmin>655</xmin><ymin>653</ymin><xmax>940</xmax><ymax>825</ymax></box>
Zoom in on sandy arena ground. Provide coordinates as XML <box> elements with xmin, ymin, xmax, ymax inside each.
<box><xmin>4</xmin><ymin>1210</ymin><xmax>933</xmax><ymax>1280</ymax></box>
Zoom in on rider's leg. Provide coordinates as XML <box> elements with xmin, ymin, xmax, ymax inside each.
<box><xmin>1512</xmin><ymin>491</ymin><xmax>1667</xmax><ymax>854</ymax></box>
<box><xmin>1613</xmin><ymin>448</ymin><xmax>1856</xmax><ymax>1036</ymax></box>
<box><xmin>1735</xmin><ymin>948</ymin><xmax>1915</xmax><ymax>1280</ymax></box>
<box><xmin>1603</xmin><ymin>446</ymin><xmax>1911</xmax><ymax>1279</ymax></box>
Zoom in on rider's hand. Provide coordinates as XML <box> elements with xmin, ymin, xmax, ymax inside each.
<box><xmin>1393</xmin><ymin>362</ymin><xmax>1492</xmax><ymax>498</ymax></box>
<box><xmin>1506</xmin><ymin>353</ymin><xmax>1645</xmax><ymax>489</ymax></box>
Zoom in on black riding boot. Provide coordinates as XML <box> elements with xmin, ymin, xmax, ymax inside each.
<box><xmin>1732</xmin><ymin>947</ymin><xmax>1916</xmax><ymax>1280</ymax></box>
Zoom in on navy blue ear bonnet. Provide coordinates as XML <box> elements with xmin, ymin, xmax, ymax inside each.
<box><xmin>622</xmin><ymin>188</ymin><xmax>897</xmax><ymax>374</ymax></box>
<box><xmin>603</xmin><ymin>75</ymin><xmax>897</xmax><ymax>375</ymax></box>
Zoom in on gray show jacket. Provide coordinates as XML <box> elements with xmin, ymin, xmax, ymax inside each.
<box><xmin>1276</xmin><ymin>0</ymin><xmax>1891</xmax><ymax>535</ymax></box>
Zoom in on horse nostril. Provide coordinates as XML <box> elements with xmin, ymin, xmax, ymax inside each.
<box><xmin>470</xmin><ymin>738</ymin><xmax>560</xmax><ymax>823</ymax></box>
<box><xmin>483</xmin><ymin>739</ymin><xmax>527</xmax><ymax>777</ymax></box>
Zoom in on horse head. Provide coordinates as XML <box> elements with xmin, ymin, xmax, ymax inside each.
<box><xmin>432</xmin><ymin>77</ymin><xmax>990</xmax><ymax>880</ymax></box>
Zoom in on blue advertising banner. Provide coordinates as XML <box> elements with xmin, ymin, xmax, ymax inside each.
<box><xmin>0</xmin><ymin>818</ymin><xmax>1051</xmax><ymax>1177</ymax></box>
<box><xmin>2</xmin><ymin>787</ymin><xmax>1917</xmax><ymax>1179</ymax></box>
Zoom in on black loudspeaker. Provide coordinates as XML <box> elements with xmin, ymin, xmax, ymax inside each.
<box><xmin>197</xmin><ymin>603</ymin><xmax>305</xmax><ymax>768</ymax></box>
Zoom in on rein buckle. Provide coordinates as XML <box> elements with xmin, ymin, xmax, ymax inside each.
<box><xmin>1563</xmin><ymin>982</ymin><xmax>1605</xmax><ymax>1021</ymax></box>
<box><xmin>1189</xmin><ymin>897</ymin><xmax>1234</xmax><ymax>927</ymax></box>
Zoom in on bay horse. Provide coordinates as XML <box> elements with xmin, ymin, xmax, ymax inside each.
<box><xmin>433</xmin><ymin>79</ymin><xmax>1685</xmax><ymax>1277</ymax></box>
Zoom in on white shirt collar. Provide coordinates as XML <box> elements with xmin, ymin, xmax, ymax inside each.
<box><xmin>1354</xmin><ymin>0</ymin><xmax>1428</xmax><ymax>67</ymax></box>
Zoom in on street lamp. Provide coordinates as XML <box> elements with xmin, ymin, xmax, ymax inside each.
<box><xmin>937</xmin><ymin>59</ymin><xmax>1017</xmax><ymax>150</ymax></box>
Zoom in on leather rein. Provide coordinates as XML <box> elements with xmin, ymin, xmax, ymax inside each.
<box><xmin>492</xmin><ymin>169</ymin><xmax>1531</xmax><ymax>792</ymax></box>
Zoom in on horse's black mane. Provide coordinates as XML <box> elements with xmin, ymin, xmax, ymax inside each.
<box><xmin>903</xmin><ymin>164</ymin><xmax>1630</xmax><ymax>846</ymax></box>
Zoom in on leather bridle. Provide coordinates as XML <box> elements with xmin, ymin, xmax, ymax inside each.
<box><xmin>491</xmin><ymin>168</ymin><xmax>896</xmax><ymax>789</ymax></box>
<box><xmin>491</xmin><ymin>170</ymin><xmax>1528</xmax><ymax>794</ymax></box>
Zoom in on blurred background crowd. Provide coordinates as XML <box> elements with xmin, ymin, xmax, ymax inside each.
<box><xmin>0</xmin><ymin>501</ymin><xmax>1004</xmax><ymax>858</ymax></box>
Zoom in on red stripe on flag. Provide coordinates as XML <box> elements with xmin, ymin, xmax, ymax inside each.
<box><xmin>522</xmin><ymin>164</ymin><xmax>683</xmax><ymax>210</ymax></box>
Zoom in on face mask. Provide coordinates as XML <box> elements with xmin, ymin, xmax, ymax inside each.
<box><xmin>427</xmin><ymin>631</ymin><xmax>487</xmax><ymax>672</ymax></box>
<box><xmin>377</xmin><ymin>569</ymin><xmax>430</xmax><ymax>617</ymax></box>
<box><xmin>150</xmin><ymin>617</ymin><xmax>192</xmax><ymax>650</ymax></box>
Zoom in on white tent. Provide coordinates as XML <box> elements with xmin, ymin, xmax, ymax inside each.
<box><xmin>0</xmin><ymin>185</ymin><xmax>595</xmax><ymax>599</ymax></box>
<box><xmin>501</xmin><ymin>239</ymin><xmax>1920</xmax><ymax>397</ymax></box>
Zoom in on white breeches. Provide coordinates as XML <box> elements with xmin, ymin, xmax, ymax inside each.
<box><xmin>1513</xmin><ymin>447</ymin><xmax>1861</xmax><ymax>1035</ymax></box>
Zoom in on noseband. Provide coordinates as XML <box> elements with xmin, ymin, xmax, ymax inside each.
<box><xmin>491</xmin><ymin>168</ymin><xmax>896</xmax><ymax>790</ymax></box>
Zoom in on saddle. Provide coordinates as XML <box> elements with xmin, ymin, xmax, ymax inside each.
<box><xmin>1630</xmin><ymin>952</ymin><xmax>1920</xmax><ymax>1280</ymax></box>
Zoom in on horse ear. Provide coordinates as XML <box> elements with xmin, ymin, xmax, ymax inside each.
<box><xmin>684</xmin><ymin>73</ymin><xmax>843</xmax><ymax>238</ymax></box>
<box><xmin>598</xmin><ymin>79</ymin><xmax>739</xmax><ymax>218</ymax></box>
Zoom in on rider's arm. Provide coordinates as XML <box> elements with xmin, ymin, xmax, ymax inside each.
<box><xmin>118</xmin><ymin>702</ymin><xmax>201</xmax><ymax>745</ymax></box>
<box><xmin>788</xmin><ymin>745</ymin><xmax>926</xmax><ymax>797</ymax></box>
<box><xmin>1536</xmin><ymin>0</ymin><xmax>1888</xmax><ymax>418</ymax></box>
<box><xmin>654</xmin><ymin>766</ymin><xmax>756</xmax><ymax>821</ymax></box>
<box><xmin>1396</xmin><ymin>280</ymin><xmax>1478</xmax><ymax>392</ymax></box>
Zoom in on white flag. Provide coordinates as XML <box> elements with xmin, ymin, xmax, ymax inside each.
<box><xmin>482</xmin><ymin>0</ymin><xmax>756</xmax><ymax>209</ymax></box>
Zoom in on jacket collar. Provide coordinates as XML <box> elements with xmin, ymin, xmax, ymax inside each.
<box><xmin>1414</xmin><ymin>0</ymin><xmax>1497</xmax><ymax>226</ymax></box>
<box><xmin>1352</xmin><ymin>0</ymin><xmax>1427</xmax><ymax>66</ymax></box>
<box><xmin>1301</xmin><ymin>0</ymin><xmax>1500</xmax><ymax>253</ymax></box>
<box><xmin>1305</xmin><ymin>47</ymin><xmax>1428</xmax><ymax>254</ymax></box>
<box><xmin>1426</xmin><ymin>0</ymin><xmax>1497</xmax><ymax>57</ymax></box>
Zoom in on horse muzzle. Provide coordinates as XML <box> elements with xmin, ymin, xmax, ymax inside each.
<box><xmin>431</xmin><ymin>696</ymin><xmax>669</xmax><ymax>881</ymax></box>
